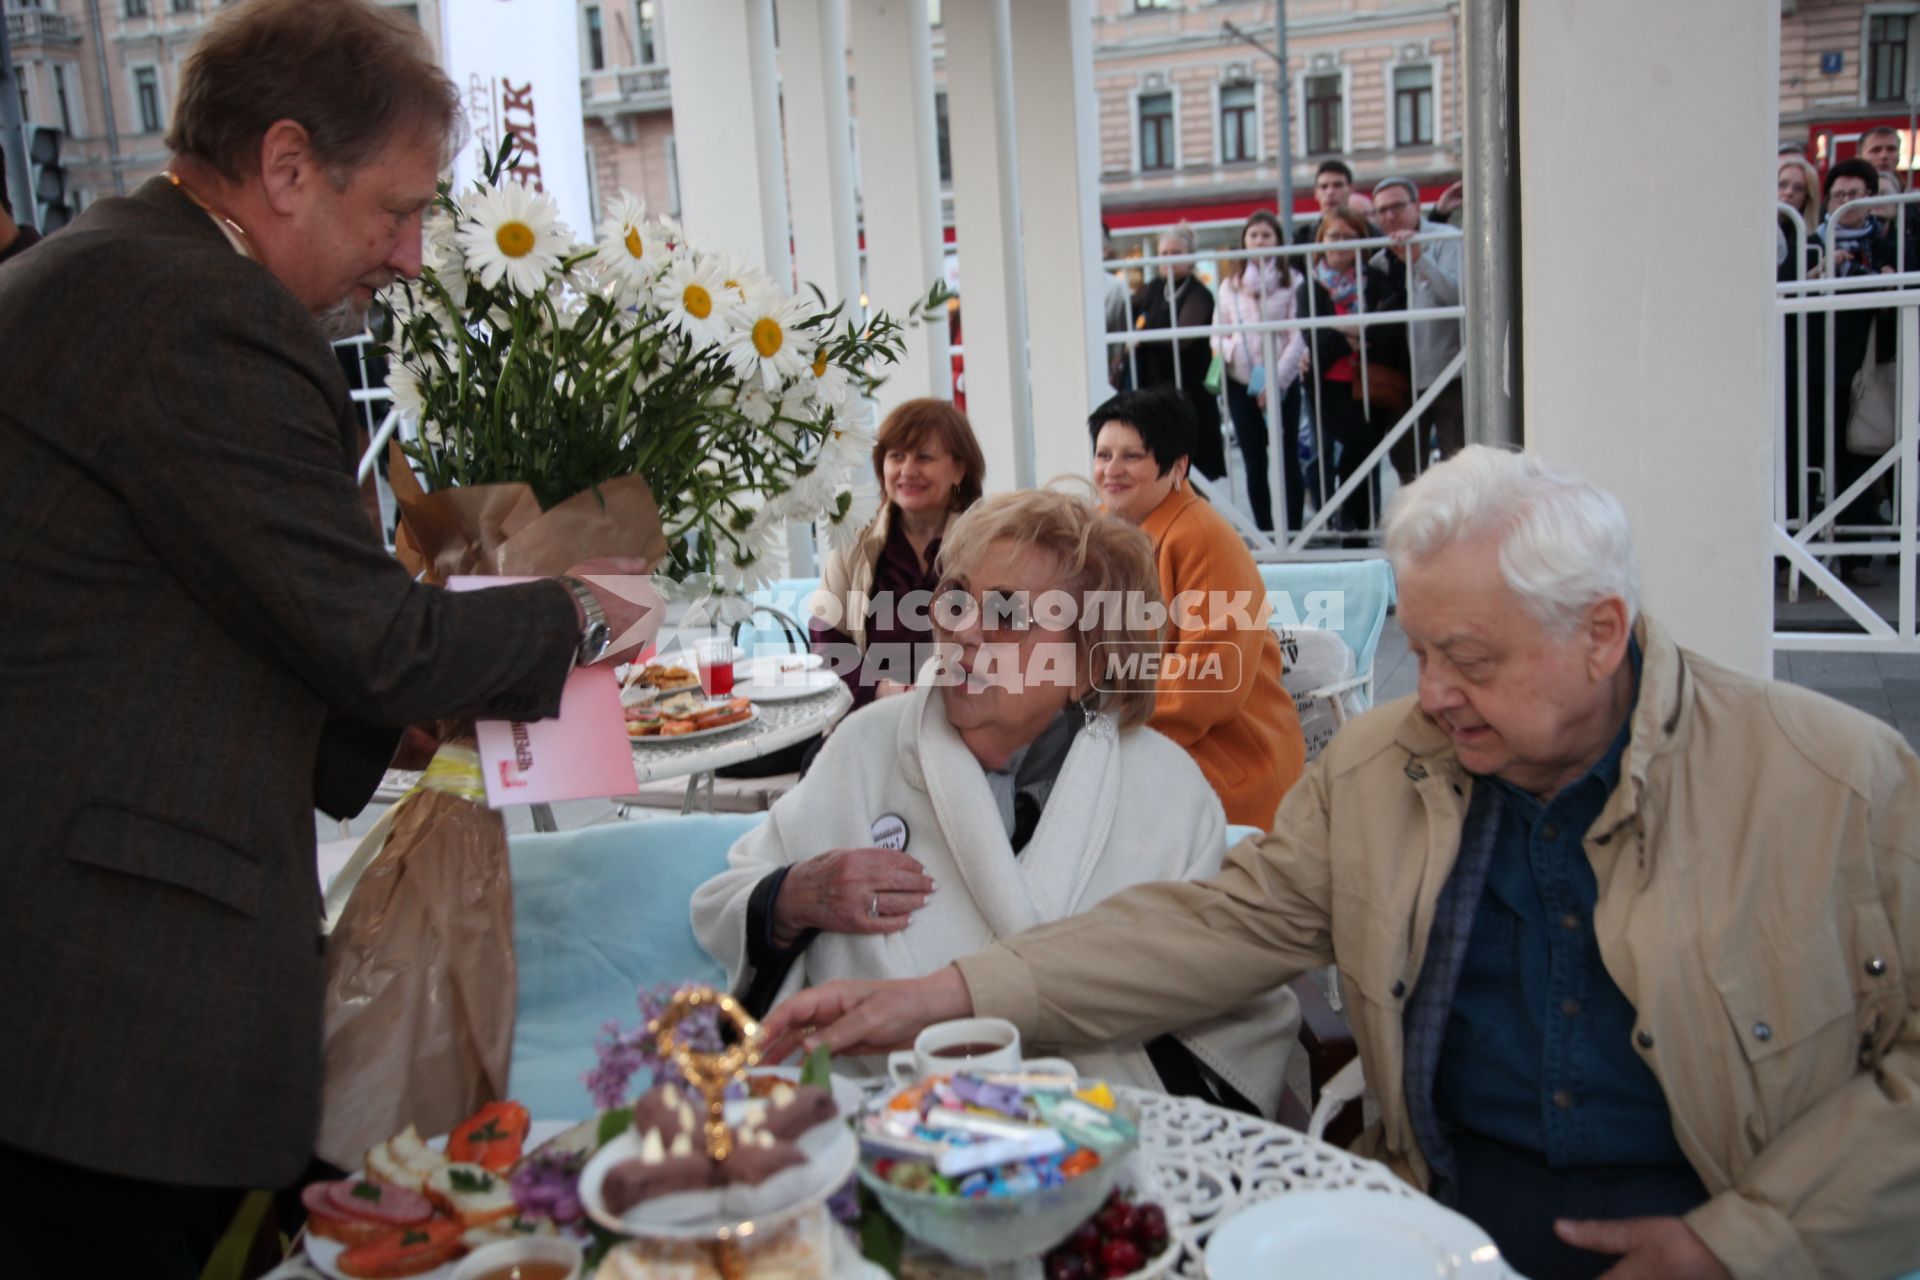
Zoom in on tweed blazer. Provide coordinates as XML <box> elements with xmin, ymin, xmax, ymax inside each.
<box><xmin>0</xmin><ymin>179</ymin><xmax>580</xmax><ymax>1188</ymax></box>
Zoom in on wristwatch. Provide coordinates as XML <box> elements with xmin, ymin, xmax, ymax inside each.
<box><xmin>558</xmin><ymin>576</ymin><xmax>611</xmax><ymax>667</ymax></box>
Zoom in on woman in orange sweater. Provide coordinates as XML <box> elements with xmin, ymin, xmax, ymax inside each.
<box><xmin>1089</xmin><ymin>388</ymin><xmax>1305</xmax><ymax>827</ymax></box>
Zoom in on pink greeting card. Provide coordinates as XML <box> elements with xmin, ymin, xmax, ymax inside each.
<box><xmin>448</xmin><ymin>576</ymin><xmax>639</xmax><ymax>808</ymax></box>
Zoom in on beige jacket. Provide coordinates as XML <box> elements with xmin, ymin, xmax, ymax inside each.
<box><xmin>957</xmin><ymin>616</ymin><xmax>1920</xmax><ymax>1279</ymax></box>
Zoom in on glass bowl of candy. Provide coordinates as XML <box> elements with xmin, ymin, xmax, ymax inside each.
<box><xmin>853</xmin><ymin>1073</ymin><xmax>1142</xmax><ymax>1266</ymax></box>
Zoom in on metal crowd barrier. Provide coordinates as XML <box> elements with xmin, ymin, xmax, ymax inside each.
<box><xmin>1103</xmin><ymin>230</ymin><xmax>1465</xmax><ymax>557</ymax></box>
<box><xmin>1773</xmin><ymin>193</ymin><xmax>1918</xmax><ymax>654</ymax></box>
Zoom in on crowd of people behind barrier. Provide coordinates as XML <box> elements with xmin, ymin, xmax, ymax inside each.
<box><xmin>1109</xmin><ymin>158</ymin><xmax>1467</xmax><ymax>540</ymax></box>
<box><xmin>1777</xmin><ymin>131</ymin><xmax>1909</xmax><ymax>588</ymax></box>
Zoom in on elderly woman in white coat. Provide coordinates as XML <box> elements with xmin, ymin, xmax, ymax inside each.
<box><xmin>691</xmin><ymin>489</ymin><xmax>1298</xmax><ymax>1117</ymax></box>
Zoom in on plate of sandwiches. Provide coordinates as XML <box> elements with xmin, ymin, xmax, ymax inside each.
<box><xmin>626</xmin><ymin>692</ymin><xmax>759</xmax><ymax>743</ymax></box>
<box><xmin>301</xmin><ymin>1101</ymin><xmax>588</xmax><ymax>1280</ymax></box>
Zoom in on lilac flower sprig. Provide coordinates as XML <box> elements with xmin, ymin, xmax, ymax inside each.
<box><xmin>583</xmin><ymin>982</ymin><xmax>735</xmax><ymax>1111</ymax></box>
<box><xmin>509</xmin><ymin>1147</ymin><xmax>588</xmax><ymax>1226</ymax></box>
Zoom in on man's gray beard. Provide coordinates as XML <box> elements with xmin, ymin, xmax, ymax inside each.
<box><xmin>318</xmin><ymin>296</ymin><xmax>371</xmax><ymax>341</ymax></box>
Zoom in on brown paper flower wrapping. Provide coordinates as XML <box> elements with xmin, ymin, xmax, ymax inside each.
<box><xmin>387</xmin><ymin>440</ymin><xmax>670</xmax><ymax>585</ymax></box>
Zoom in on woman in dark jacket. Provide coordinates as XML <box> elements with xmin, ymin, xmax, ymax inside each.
<box><xmin>1129</xmin><ymin>224</ymin><xmax>1226</xmax><ymax>483</ymax></box>
<box><xmin>1296</xmin><ymin>206</ymin><xmax>1406</xmax><ymax>539</ymax></box>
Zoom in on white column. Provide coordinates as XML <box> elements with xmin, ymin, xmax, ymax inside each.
<box><xmin>848</xmin><ymin>0</ymin><xmax>951</xmax><ymax>412</ymax></box>
<box><xmin>778</xmin><ymin>0</ymin><xmax>862</xmax><ymax>307</ymax></box>
<box><xmin>665</xmin><ymin>0</ymin><xmax>791</xmax><ymax>282</ymax></box>
<box><xmin>944</xmin><ymin>0</ymin><xmax>1034</xmax><ymax>491</ymax></box>
<box><xmin>1517</xmin><ymin>0</ymin><xmax>1775</xmax><ymax>675</ymax></box>
<box><xmin>1010</xmin><ymin>0</ymin><xmax>1106</xmax><ymax>487</ymax></box>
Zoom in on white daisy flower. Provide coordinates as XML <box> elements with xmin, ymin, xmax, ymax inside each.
<box><xmin>734</xmin><ymin>385</ymin><xmax>778</xmax><ymax>426</ymax></box>
<box><xmin>722</xmin><ymin>291</ymin><xmax>818</xmax><ymax>393</ymax></box>
<box><xmin>593</xmin><ymin>190</ymin><xmax>671</xmax><ymax>297</ymax></box>
<box><xmin>717</xmin><ymin>518</ymin><xmax>783</xmax><ymax>594</ymax></box>
<box><xmin>421</xmin><ymin>210</ymin><xmax>469</xmax><ymax>311</ymax></box>
<box><xmin>802</xmin><ymin>347</ymin><xmax>856</xmax><ymax>411</ymax></box>
<box><xmin>817</xmin><ymin>404</ymin><xmax>878</xmax><ymax>472</ymax></box>
<box><xmin>455</xmin><ymin>180</ymin><xmax>571</xmax><ymax>297</ymax></box>
<box><xmin>386</xmin><ymin>362</ymin><xmax>426</xmax><ymax>422</ymax></box>
<box><xmin>658</xmin><ymin>254</ymin><xmax>735</xmax><ymax>351</ymax></box>
<box><xmin>702</xmin><ymin>248</ymin><xmax>764</xmax><ymax>305</ymax></box>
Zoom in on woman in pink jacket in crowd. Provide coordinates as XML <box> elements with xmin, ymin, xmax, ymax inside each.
<box><xmin>1212</xmin><ymin>210</ymin><xmax>1306</xmax><ymax>534</ymax></box>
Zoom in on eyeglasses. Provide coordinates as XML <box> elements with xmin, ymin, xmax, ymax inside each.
<box><xmin>1374</xmin><ymin>200</ymin><xmax>1416</xmax><ymax>216</ymax></box>
<box><xmin>932</xmin><ymin>582</ymin><xmax>1033</xmax><ymax>640</ymax></box>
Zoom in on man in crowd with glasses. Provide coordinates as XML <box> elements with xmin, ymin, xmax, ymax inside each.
<box><xmin>1369</xmin><ymin>177</ymin><xmax>1464</xmax><ymax>482</ymax></box>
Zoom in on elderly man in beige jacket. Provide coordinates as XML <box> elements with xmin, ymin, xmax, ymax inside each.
<box><xmin>764</xmin><ymin>447</ymin><xmax>1919</xmax><ymax>1280</ymax></box>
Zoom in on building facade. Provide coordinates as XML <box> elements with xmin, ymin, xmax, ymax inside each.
<box><xmin>1781</xmin><ymin>0</ymin><xmax>1920</xmax><ymax>168</ymax></box>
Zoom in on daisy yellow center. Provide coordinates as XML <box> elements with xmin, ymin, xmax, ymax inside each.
<box><xmin>495</xmin><ymin>220</ymin><xmax>536</xmax><ymax>258</ymax></box>
<box><xmin>811</xmin><ymin>352</ymin><xmax>829</xmax><ymax>378</ymax></box>
<box><xmin>683</xmin><ymin>284</ymin><xmax>713</xmax><ymax>319</ymax></box>
<box><xmin>624</xmin><ymin>228</ymin><xmax>644</xmax><ymax>259</ymax></box>
<box><xmin>752</xmin><ymin>317</ymin><xmax>784</xmax><ymax>358</ymax></box>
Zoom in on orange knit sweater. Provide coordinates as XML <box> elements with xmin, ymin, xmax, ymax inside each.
<box><xmin>1139</xmin><ymin>487</ymin><xmax>1305</xmax><ymax>828</ymax></box>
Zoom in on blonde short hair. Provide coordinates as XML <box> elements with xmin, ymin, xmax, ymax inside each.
<box><xmin>936</xmin><ymin>489</ymin><xmax>1164</xmax><ymax>729</ymax></box>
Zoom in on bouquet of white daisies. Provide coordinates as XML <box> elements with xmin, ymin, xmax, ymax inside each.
<box><xmin>377</xmin><ymin>139</ymin><xmax>946</xmax><ymax>590</ymax></box>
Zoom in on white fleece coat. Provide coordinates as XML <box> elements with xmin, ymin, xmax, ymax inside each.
<box><xmin>690</xmin><ymin>683</ymin><xmax>1299</xmax><ymax>1115</ymax></box>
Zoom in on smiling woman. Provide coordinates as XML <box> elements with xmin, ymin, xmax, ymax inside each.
<box><xmin>810</xmin><ymin>398</ymin><xmax>988</xmax><ymax>708</ymax></box>
<box><xmin>694</xmin><ymin>489</ymin><xmax>1301</xmax><ymax>1116</ymax></box>
<box><xmin>1088</xmin><ymin>388</ymin><xmax>1304</xmax><ymax>828</ymax></box>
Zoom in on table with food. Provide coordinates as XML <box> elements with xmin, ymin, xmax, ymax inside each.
<box><xmin>264</xmin><ymin>986</ymin><xmax>1515</xmax><ymax>1280</ymax></box>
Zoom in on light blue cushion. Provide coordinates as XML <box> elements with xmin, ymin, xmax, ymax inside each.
<box><xmin>506</xmin><ymin>814</ymin><xmax>762</xmax><ymax>1120</ymax></box>
<box><xmin>1256</xmin><ymin>560</ymin><xmax>1397</xmax><ymax>680</ymax></box>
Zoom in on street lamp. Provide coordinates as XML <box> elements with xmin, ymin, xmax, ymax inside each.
<box><xmin>1222</xmin><ymin>2</ymin><xmax>1294</xmax><ymax>238</ymax></box>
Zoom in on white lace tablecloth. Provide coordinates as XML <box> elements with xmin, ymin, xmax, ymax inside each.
<box><xmin>261</xmin><ymin>1083</ymin><xmax>1407</xmax><ymax>1279</ymax></box>
<box><xmin>1119</xmin><ymin>1085</ymin><xmax>1415</xmax><ymax>1277</ymax></box>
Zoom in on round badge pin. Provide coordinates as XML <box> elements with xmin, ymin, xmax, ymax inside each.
<box><xmin>869</xmin><ymin>813</ymin><xmax>909</xmax><ymax>851</ymax></box>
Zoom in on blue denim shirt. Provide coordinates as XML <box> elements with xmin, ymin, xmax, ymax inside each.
<box><xmin>1432</xmin><ymin>647</ymin><xmax>1690</xmax><ymax>1169</ymax></box>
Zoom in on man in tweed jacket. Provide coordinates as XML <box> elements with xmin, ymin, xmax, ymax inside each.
<box><xmin>0</xmin><ymin>2</ymin><xmax>651</xmax><ymax>1271</ymax></box>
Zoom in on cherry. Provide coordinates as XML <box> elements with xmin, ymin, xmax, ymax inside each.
<box><xmin>1100</xmin><ymin>1238</ymin><xmax>1146</xmax><ymax>1277</ymax></box>
<box><xmin>1095</xmin><ymin>1201</ymin><xmax>1135</xmax><ymax>1240</ymax></box>
<box><xmin>1044</xmin><ymin>1250</ymin><xmax>1088</xmax><ymax>1280</ymax></box>
<box><xmin>1064</xmin><ymin>1220</ymin><xmax>1103</xmax><ymax>1259</ymax></box>
<box><xmin>1132</xmin><ymin>1202</ymin><xmax>1170</xmax><ymax>1253</ymax></box>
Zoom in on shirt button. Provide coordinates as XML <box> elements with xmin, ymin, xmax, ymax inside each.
<box><xmin>1552</xmin><ymin>1089</ymin><xmax>1574</xmax><ymax>1110</ymax></box>
<box><xmin>1560</xmin><ymin>913</ymin><xmax>1581</xmax><ymax>932</ymax></box>
<box><xmin>1390</xmin><ymin>979</ymin><xmax>1408</xmax><ymax>998</ymax></box>
<box><xmin>1560</xmin><ymin>998</ymin><xmax>1581</xmax><ymax>1017</ymax></box>
<box><xmin>1636</xmin><ymin>1029</ymin><xmax>1655</xmax><ymax>1049</ymax></box>
<box><xmin>1866</xmin><ymin>956</ymin><xmax>1888</xmax><ymax>977</ymax></box>
<box><xmin>1540</xmin><ymin>822</ymin><xmax>1560</xmax><ymax>841</ymax></box>
<box><xmin>1752</xmin><ymin>1021</ymin><xmax>1774</xmax><ymax>1043</ymax></box>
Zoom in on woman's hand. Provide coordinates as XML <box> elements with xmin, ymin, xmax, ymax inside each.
<box><xmin>1299</xmin><ymin>349</ymin><xmax>1313</xmax><ymax>375</ymax></box>
<box><xmin>759</xmin><ymin>968</ymin><xmax>975</xmax><ymax>1063</ymax></box>
<box><xmin>772</xmin><ymin>847</ymin><xmax>936</xmax><ymax>945</ymax></box>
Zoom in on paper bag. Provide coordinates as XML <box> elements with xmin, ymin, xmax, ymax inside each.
<box><xmin>317</xmin><ymin>744</ymin><xmax>516</xmax><ymax>1169</ymax></box>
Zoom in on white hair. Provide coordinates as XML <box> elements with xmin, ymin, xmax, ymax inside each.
<box><xmin>1383</xmin><ymin>445</ymin><xmax>1641</xmax><ymax>634</ymax></box>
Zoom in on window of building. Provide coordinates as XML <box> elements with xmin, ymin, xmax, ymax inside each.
<box><xmin>928</xmin><ymin>0</ymin><xmax>941</xmax><ymax>25</ymax></box>
<box><xmin>53</xmin><ymin>62</ymin><xmax>73</xmax><ymax>135</ymax></box>
<box><xmin>1304</xmin><ymin>73</ymin><xmax>1343</xmax><ymax>156</ymax></box>
<box><xmin>1869</xmin><ymin>14</ymin><xmax>1911</xmax><ymax>103</ymax></box>
<box><xmin>935</xmin><ymin>90</ymin><xmax>952</xmax><ymax>185</ymax></box>
<box><xmin>1393</xmin><ymin>64</ymin><xmax>1434</xmax><ymax>147</ymax></box>
<box><xmin>1219</xmin><ymin>81</ymin><xmax>1257</xmax><ymax>163</ymax></box>
<box><xmin>124</xmin><ymin>0</ymin><xmax>148</xmax><ymax>16</ymax></box>
<box><xmin>585</xmin><ymin>6</ymin><xmax>605</xmax><ymax>71</ymax></box>
<box><xmin>1134</xmin><ymin>0</ymin><xmax>1174</xmax><ymax>9</ymax></box>
<box><xmin>637</xmin><ymin>0</ymin><xmax>660</xmax><ymax>65</ymax></box>
<box><xmin>170</xmin><ymin>0</ymin><xmax>195</xmax><ymax>12</ymax></box>
<box><xmin>1139</xmin><ymin>90</ymin><xmax>1175</xmax><ymax>171</ymax></box>
<box><xmin>134</xmin><ymin>65</ymin><xmax>161</xmax><ymax>133</ymax></box>
<box><xmin>12</xmin><ymin>65</ymin><xmax>26</xmax><ymax>126</ymax></box>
